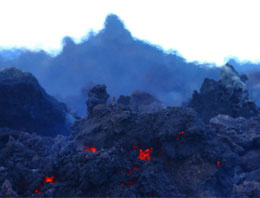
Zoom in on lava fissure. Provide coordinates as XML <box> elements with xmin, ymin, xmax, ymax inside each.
<box><xmin>137</xmin><ymin>148</ymin><xmax>153</xmax><ymax>161</ymax></box>
<box><xmin>34</xmin><ymin>176</ymin><xmax>56</xmax><ymax>194</ymax></box>
<box><xmin>217</xmin><ymin>161</ymin><xmax>220</xmax><ymax>168</ymax></box>
<box><xmin>84</xmin><ymin>145</ymin><xmax>98</xmax><ymax>152</ymax></box>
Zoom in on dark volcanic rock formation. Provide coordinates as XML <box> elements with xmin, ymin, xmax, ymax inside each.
<box><xmin>0</xmin><ymin>127</ymin><xmax>55</xmax><ymax>197</ymax></box>
<box><xmin>69</xmin><ymin>97</ymin><xmax>239</xmax><ymax>197</ymax></box>
<box><xmin>87</xmin><ymin>85</ymin><xmax>162</xmax><ymax>114</ymax></box>
<box><xmin>209</xmin><ymin>114</ymin><xmax>260</xmax><ymax>197</ymax></box>
<box><xmin>189</xmin><ymin>64</ymin><xmax>258</xmax><ymax>123</ymax></box>
<box><xmin>86</xmin><ymin>84</ymin><xmax>109</xmax><ymax>114</ymax></box>
<box><xmin>0</xmin><ymin>67</ymin><xmax>73</xmax><ymax>137</ymax></box>
<box><xmin>1</xmin><ymin>81</ymin><xmax>260</xmax><ymax>197</ymax></box>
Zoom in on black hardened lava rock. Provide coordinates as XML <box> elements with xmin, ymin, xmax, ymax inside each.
<box><xmin>70</xmin><ymin>103</ymin><xmax>240</xmax><ymax>197</ymax></box>
<box><xmin>86</xmin><ymin>84</ymin><xmax>109</xmax><ymax>114</ymax></box>
<box><xmin>189</xmin><ymin>64</ymin><xmax>258</xmax><ymax>123</ymax></box>
<box><xmin>1</xmin><ymin>80</ymin><xmax>260</xmax><ymax>196</ymax></box>
<box><xmin>0</xmin><ymin>67</ymin><xmax>73</xmax><ymax>137</ymax></box>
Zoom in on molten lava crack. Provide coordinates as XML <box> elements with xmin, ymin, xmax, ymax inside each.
<box><xmin>84</xmin><ymin>145</ymin><xmax>98</xmax><ymax>152</ymax></box>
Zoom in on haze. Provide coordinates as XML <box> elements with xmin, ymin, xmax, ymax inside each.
<box><xmin>1</xmin><ymin>0</ymin><xmax>260</xmax><ymax>65</ymax></box>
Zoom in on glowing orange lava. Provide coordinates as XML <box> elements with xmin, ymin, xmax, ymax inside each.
<box><xmin>138</xmin><ymin>148</ymin><xmax>153</xmax><ymax>161</ymax></box>
<box><xmin>44</xmin><ymin>176</ymin><xmax>55</xmax><ymax>183</ymax></box>
<box><xmin>34</xmin><ymin>184</ymin><xmax>43</xmax><ymax>194</ymax></box>
<box><xmin>34</xmin><ymin>188</ymin><xmax>41</xmax><ymax>194</ymax></box>
<box><xmin>84</xmin><ymin>145</ymin><xmax>98</xmax><ymax>152</ymax></box>
<box><xmin>34</xmin><ymin>176</ymin><xmax>56</xmax><ymax>194</ymax></box>
<box><xmin>217</xmin><ymin>161</ymin><xmax>220</xmax><ymax>168</ymax></box>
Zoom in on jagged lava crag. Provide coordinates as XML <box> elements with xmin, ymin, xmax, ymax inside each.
<box><xmin>0</xmin><ymin>67</ymin><xmax>73</xmax><ymax>137</ymax></box>
<box><xmin>189</xmin><ymin>64</ymin><xmax>259</xmax><ymax>123</ymax></box>
<box><xmin>0</xmin><ymin>65</ymin><xmax>260</xmax><ymax>197</ymax></box>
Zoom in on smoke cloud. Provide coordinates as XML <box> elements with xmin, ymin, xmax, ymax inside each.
<box><xmin>0</xmin><ymin>14</ymin><xmax>234</xmax><ymax>116</ymax></box>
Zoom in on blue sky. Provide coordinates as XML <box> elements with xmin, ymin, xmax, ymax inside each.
<box><xmin>0</xmin><ymin>0</ymin><xmax>260</xmax><ymax>65</ymax></box>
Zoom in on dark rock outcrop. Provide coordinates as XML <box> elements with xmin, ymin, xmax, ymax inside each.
<box><xmin>0</xmin><ymin>67</ymin><xmax>73</xmax><ymax>137</ymax></box>
<box><xmin>209</xmin><ymin>114</ymin><xmax>260</xmax><ymax>197</ymax></box>
<box><xmin>86</xmin><ymin>84</ymin><xmax>109</xmax><ymax>114</ymax></box>
<box><xmin>189</xmin><ymin>64</ymin><xmax>258</xmax><ymax>123</ymax></box>
<box><xmin>69</xmin><ymin>100</ymin><xmax>240</xmax><ymax>197</ymax></box>
<box><xmin>210</xmin><ymin>115</ymin><xmax>260</xmax><ymax>151</ymax></box>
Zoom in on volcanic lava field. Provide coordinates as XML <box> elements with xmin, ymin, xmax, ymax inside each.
<box><xmin>1</xmin><ymin>14</ymin><xmax>260</xmax><ymax>198</ymax></box>
<box><xmin>0</xmin><ymin>63</ymin><xmax>260</xmax><ymax>197</ymax></box>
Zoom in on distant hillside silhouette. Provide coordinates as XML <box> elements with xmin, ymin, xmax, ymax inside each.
<box><xmin>0</xmin><ymin>14</ymin><xmax>224</xmax><ymax>116</ymax></box>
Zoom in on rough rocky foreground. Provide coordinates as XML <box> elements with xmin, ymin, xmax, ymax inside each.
<box><xmin>0</xmin><ymin>65</ymin><xmax>260</xmax><ymax>197</ymax></box>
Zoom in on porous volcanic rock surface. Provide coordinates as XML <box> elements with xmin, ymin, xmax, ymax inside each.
<box><xmin>189</xmin><ymin>64</ymin><xmax>258</xmax><ymax>123</ymax></box>
<box><xmin>0</xmin><ymin>67</ymin><xmax>260</xmax><ymax>197</ymax></box>
<box><xmin>0</xmin><ymin>67</ymin><xmax>73</xmax><ymax>137</ymax></box>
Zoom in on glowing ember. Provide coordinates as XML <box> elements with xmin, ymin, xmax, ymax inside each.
<box><xmin>217</xmin><ymin>161</ymin><xmax>220</xmax><ymax>168</ymax></box>
<box><xmin>34</xmin><ymin>176</ymin><xmax>56</xmax><ymax>194</ymax></box>
<box><xmin>127</xmin><ymin>166</ymin><xmax>141</xmax><ymax>174</ymax></box>
<box><xmin>138</xmin><ymin>148</ymin><xmax>153</xmax><ymax>161</ymax></box>
<box><xmin>44</xmin><ymin>176</ymin><xmax>55</xmax><ymax>183</ymax></box>
<box><xmin>176</xmin><ymin>131</ymin><xmax>184</xmax><ymax>141</ymax></box>
<box><xmin>34</xmin><ymin>184</ymin><xmax>43</xmax><ymax>194</ymax></box>
<box><xmin>34</xmin><ymin>188</ymin><xmax>41</xmax><ymax>194</ymax></box>
<box><xmin>84</xmin><ymin>145</ymin><xmax>98</xmax><ymax>152</ymax></box>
